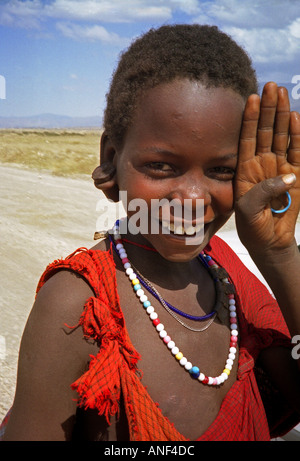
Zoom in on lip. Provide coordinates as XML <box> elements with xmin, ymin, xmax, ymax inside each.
<box><xmin>150</xmin><ymin>219</ymin><xmax>209</xmax><ymax>246</ymax></box>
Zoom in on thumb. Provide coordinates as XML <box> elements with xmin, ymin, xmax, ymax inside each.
<box><xmin>235</xmin><ymin>173</ymin><xmax>296</xmax><ymax>216</ymax></box>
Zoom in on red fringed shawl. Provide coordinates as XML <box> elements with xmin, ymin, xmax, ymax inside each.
<box><xmin>33</xmin><ymin>236</ymin><xmax>299</xmax><ymax>441</ymax></box>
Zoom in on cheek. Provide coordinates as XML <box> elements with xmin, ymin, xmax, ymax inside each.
<box><xmin>211</xmin><ymin>182</ymin><xmax>234</xmax><ymax>212</ymax></box>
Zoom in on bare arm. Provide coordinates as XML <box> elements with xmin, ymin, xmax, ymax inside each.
<box><xmin>234</xmin><ymin>82</ymin><xmax>300</xmax><ymax>413</ymax></box>
<box><xmin>3</xmin><ymin>270</ymin><xmax>94</xmax><ymax>441</ymax></box>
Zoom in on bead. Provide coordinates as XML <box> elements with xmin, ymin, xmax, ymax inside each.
<box><xmin>231</xmin><ymin>329</ymin><xmax>238</xmax><ymax>336</ymax></box>
<box><xmin>126</xmin><ymin>267</ymin><xmax>134</xmax><ymax>275</ymax></box>
<box><xmin>146</xmin><ymin>306</ymin><xmax>154</xmax><ymax>314</ymax></box>
<box><xmin>229</xmin><ymin>299</ymin><xmax>236</xmax><ymax>305</ymax></box>
<box><xmin>175</xmin><ymin>352</ymin><xmax>183</xmax><ymax>361</ymax></box>
<box><xmin>116</xmin><ymin>243</ymin><xmax>124</xmax><ymax>250</ymax></box>
<box><xmin>230</xmin><ymin>323</ymin><xmax>237</xmax><ymax>330</ymax></box>
<box><xmin>121</xmin><ymin>258</ymin><xmax>129</xmax><ymax>265</ymax></box>
<box><xmin>159</xmin><ymin>330</ymin><xmax>167</xmax><ymax>338</ymax></box>
<box><xmin>230</xmin><ymin>311</ymin><xmax>236</xmax><ymax>318</ymax></box>
<box><xmin>189</xmin><ymin>366</ymin><xmax>200</xmax><ymax>379</ymax></box>
<box><xmin>198</xmin><ymin>373</ymin><xmax>205</xmax><ymax>381</ymax></box>
<box><xmin>129</xmin><ymin>273</ymin><xmax>137</xmax><ymax>280</ymax></box>
<box><xmin>133</xmin><ymin>283</ymin><xmax>141</xmax><ymax>291</ymax></box>
<box><xmin>124</xmin><ymin>262</ymin><xmax>131</xmax><ymax>269</ymax></box>
<box><xmin>171</xmin><ymin>346</ymin><xmax>179</xmax><ymax>355</ymax></box>
<box><xmin>143</xmin><ymin>300</ymin><xmax>151</xmax><ymax>308</ymax></box>
<box><xmin>228</xmin><ymin>352</ymin><xmax>235</xmax><ymax>360</ymax></box>
<box><xmin>223</xmin><ymin>368</ymin><xmax>230</xmax><ymax>375</ymax></box>
<box><xmin>179</xmin><ymin>357</ymin><xmax>188</xmax><ymax>366</ymax></box>
<box><xmin>156</xmin><ymin>323</ymin><xmax>164</xmax><ymax>332</ymax></box>
<box><xmin>136</xmin><ymin>289</ymin><xmax>144</xmax><ymax>297</ymax></box>
<box><xmin>140</xmin><ymin>294</ymin><xmax>148</xmax><ymax>303</ymax></box>
<box><xmin>229</xmin><ymin>305</ymin><xmax>236</xmax><ymax>311</ymax></box>
<box><xmin>226</xmin><ymin>358</ymin><xmax>234</xmax><ymax>367</ymax></box>
<box><xmin>150</xmin><ymin>312</ymin><xmax>158</xmax><ymax>320</ymax></box>
<box><xmin>208</xmin><ymin>377</ymin><xmax>214</xmax><ymax>385</ymax></box>
<box><xmin>229</xmin><ymin>347</ymin><xmax>237</xmax><ymax>354</ymax></box>
<box><xmin>225</xmin><ymin>363</ymin><xmax>232</xmax><ymax>371</ymax></box>
<box><xmin>163</xmin><ymin>335</ymin><xmax>171</xmax><ymax>344</ymax></box>
<box><xmin>184</xmin><ymin>362</ymin><xmax>193</xmax><ymax>371</ymax></box>
<box><xmin>152</xmin><ymin>318</ymin><xmax>160</xmax><ymax>326</ymax></box>
<box><xmin>202</xmin><ymin>376</ymin><xmax>209</xmax><ymax>384</ymax></box>
<box><xmin>167</xmin><ymin>340</ymin><xmax>175</xmax><ymax>349</ymax></box>
<box><xmin>213</xmin><ymin>378</ymin><xmax>219</xmax><ymax>386</ymax></box>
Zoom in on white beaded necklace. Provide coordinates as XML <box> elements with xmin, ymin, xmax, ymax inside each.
<box><xmin>112</xmin><ymin>222</ymin><xmax>238</xmax><ymax>386</ymax></box>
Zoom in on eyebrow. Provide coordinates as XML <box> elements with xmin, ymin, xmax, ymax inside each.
<box><xmin>140</xmin><ymin>146</ymin><xmax>238</xmax><ymax>160</ymax></box>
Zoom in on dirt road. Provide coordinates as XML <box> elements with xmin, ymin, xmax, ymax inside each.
<box><xmin>0</xmin><ymin>164</ymin><xmax>123</xmax><ymax>420</ymax></box>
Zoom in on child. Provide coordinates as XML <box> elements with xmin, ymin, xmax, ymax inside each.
<box><xmin>2</xmin><ymin>24</ymin><xmax>300</xmax><ymax>441</ymax></box>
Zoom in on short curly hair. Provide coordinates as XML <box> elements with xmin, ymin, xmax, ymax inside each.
<box><xmin>104</xmin><ymin>24</ymin><xmax>258</xmax><ymax>148</ymax></box>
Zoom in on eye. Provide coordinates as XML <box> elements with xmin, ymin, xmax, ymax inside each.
<box><xmin>207</xmin><ymin>166</ymin><xmax>236</xmax><ymax>181</ymax></box>
<box><xmin>144</xmin><ymin>161</ymin><xmax>175</xmax><ymax>178</ymax></box>
<box><xmin>147</xmin><ymin>162</ymin><xmax>173</xmax><ymax>171</ymax></box>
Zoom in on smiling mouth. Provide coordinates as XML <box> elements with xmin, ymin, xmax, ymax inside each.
<box><xmin>160</xmin><ymin>220</ymin><xmax>204</xmax><ymax>237</ymax></box>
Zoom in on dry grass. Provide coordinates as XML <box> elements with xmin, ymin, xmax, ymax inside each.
<box><xmin>0</xmin><ymin>129</ymin><xmax>102</xmax><ymax>177</ymax></box>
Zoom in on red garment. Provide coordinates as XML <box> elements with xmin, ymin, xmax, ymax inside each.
<box><xmin>33</xmin><ymin>236</ymin><xmax>299</xmax><ymax>440</ymax></box>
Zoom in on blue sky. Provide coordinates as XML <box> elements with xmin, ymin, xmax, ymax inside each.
<box><xmin>0</xmin><ymin>0</ymin><xmax>300</xmax><ymax>118</ymax></box>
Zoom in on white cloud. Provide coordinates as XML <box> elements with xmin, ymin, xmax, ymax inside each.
<box><xmin>193</xmin><ymin>0</ymin><xmax>300</xmax><ymax>29</ymax></box>
<box><xmin>0</xmin><ymin>0</ymin><xmax>173</xmax><ymax>24</ymax></box>
<box><xmin>289</xmin><ymin>17</ymin><xmax>300</xmax><ymax>39</ymax></box>
<box><xmin>223</xmin><ymin>26</ymin><xmax>300</xmax><ymax>63</ymax></box>
<box><xmin>56</xmin><ymin>22</ymin><xmax>129</xmax><ymax>46</ymax></box>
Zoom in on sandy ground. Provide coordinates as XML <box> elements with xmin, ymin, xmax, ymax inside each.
<box><xmin>0</xmin><ymin>164</ymin><xmax>124</xmax><ymax>421</ymax></box>
<box><xmin>0</xmin><ymin>164</ymin><xmax>299</xmax><ymax>434</ymax></box>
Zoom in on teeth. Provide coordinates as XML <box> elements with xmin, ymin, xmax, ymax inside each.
<box><xmin>175</xmin><ymin>225</ymin><xmax>185</xmax><ymax>235</ymax></box>
<box><xmin>185</xmin><ymin>225</ymin><xmax>196</xmax><ymax>235</ymax></box>
<box><xmin>161</xmin><ymin>221</ymin><xmax>202</xmax><ymax>236</ymax></box>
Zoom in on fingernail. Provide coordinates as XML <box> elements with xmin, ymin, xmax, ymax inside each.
<box><xmin>282</xmin><ymin>173</ymin><xmax>296</xmax><ymax>185</ymax></box>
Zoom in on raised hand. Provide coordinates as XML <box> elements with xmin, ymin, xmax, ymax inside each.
<box><xmin>234</xmin><ymin>82</ymin><xmax>300</xmax><ymax>256</ymax></box>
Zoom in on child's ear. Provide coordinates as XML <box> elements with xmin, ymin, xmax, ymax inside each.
<box><xmin>92</xmin><ymin>131</ymin><xmax>120</xmax><ymax>202</ymax></box>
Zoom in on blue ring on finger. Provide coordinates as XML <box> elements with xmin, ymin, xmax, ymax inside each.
<box><xmin>271</xmin><ymin>191</ymin><xmax>291</xmax><ymax>214</ymax></box>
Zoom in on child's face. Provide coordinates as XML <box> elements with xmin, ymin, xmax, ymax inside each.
<box><xmin>115</xmin><ymin>79</ymin><xmax>245</xmax><ymax>262</ymax></box>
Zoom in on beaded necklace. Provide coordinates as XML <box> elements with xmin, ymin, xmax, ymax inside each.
<box><xmin>111</xmin><ymin>221</ymin><xmax>238</xmax><ymax>386</ymax></box>
<box><xmin>109</xmin><ymin>233</ymin><xmax>216</xmax><ymax>322</ymax></box>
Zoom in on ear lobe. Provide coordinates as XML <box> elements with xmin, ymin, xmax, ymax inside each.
<box><xmin>92</xmin><ymin>131</ymin><xmax>120</xmax><ymax>202</ymax></box>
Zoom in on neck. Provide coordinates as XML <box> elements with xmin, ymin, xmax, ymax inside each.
<box><xmin>109</xmin><ymin>228</ymin><xmax>206</xmax><ymax>291</ymax></box>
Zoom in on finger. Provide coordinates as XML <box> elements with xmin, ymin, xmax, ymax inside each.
<box><xmin>256</xmin><ymin>82</ymin><xmax>278</xmax><ymax>154</ymax></box>
<box><xmin>287</xmin><ymin>111</ymin><xmax>300</xmax><ymax>166</ymax></box>
<box><xmin>238</xmin><ymin>94</ymin><xmax>260</xmax><ymax>162</ymax></box>
<box><xmin>235</xmin><ymin>174</ymin><xmax>296</xmax><ymax>217</ymax></box>
<box><xmin>272</xmin><ymin>87</ymin><xmax>290</xmax><ymax>161</ymax></box>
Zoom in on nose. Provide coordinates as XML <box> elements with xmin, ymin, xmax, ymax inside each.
<box><xmin>166</xmin><ymin>174</ymin><xmax>211</xmax><ymax>222</ymax></box>
<box><xmin>168</xmin><ymin>173</ymin><xmax>211</xmax><ymax>204</ymax></box>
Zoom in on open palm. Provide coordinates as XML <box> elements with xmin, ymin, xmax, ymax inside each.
<box><xmin>234</xmin><ymin>82</ymin><xmax>300</xmax><ymax>254</ymax></box>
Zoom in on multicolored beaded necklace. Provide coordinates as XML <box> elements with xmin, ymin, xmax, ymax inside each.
<box><xmin>111</xmin><ymin>221</ymin><xmax>238</xmax><ymax>386</ymax></box>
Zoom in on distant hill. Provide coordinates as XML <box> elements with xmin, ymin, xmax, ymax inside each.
<box><xmin>0</xmin><ymin>113</ymin><xmax>102</xmax><ymax>129</ymax></box>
